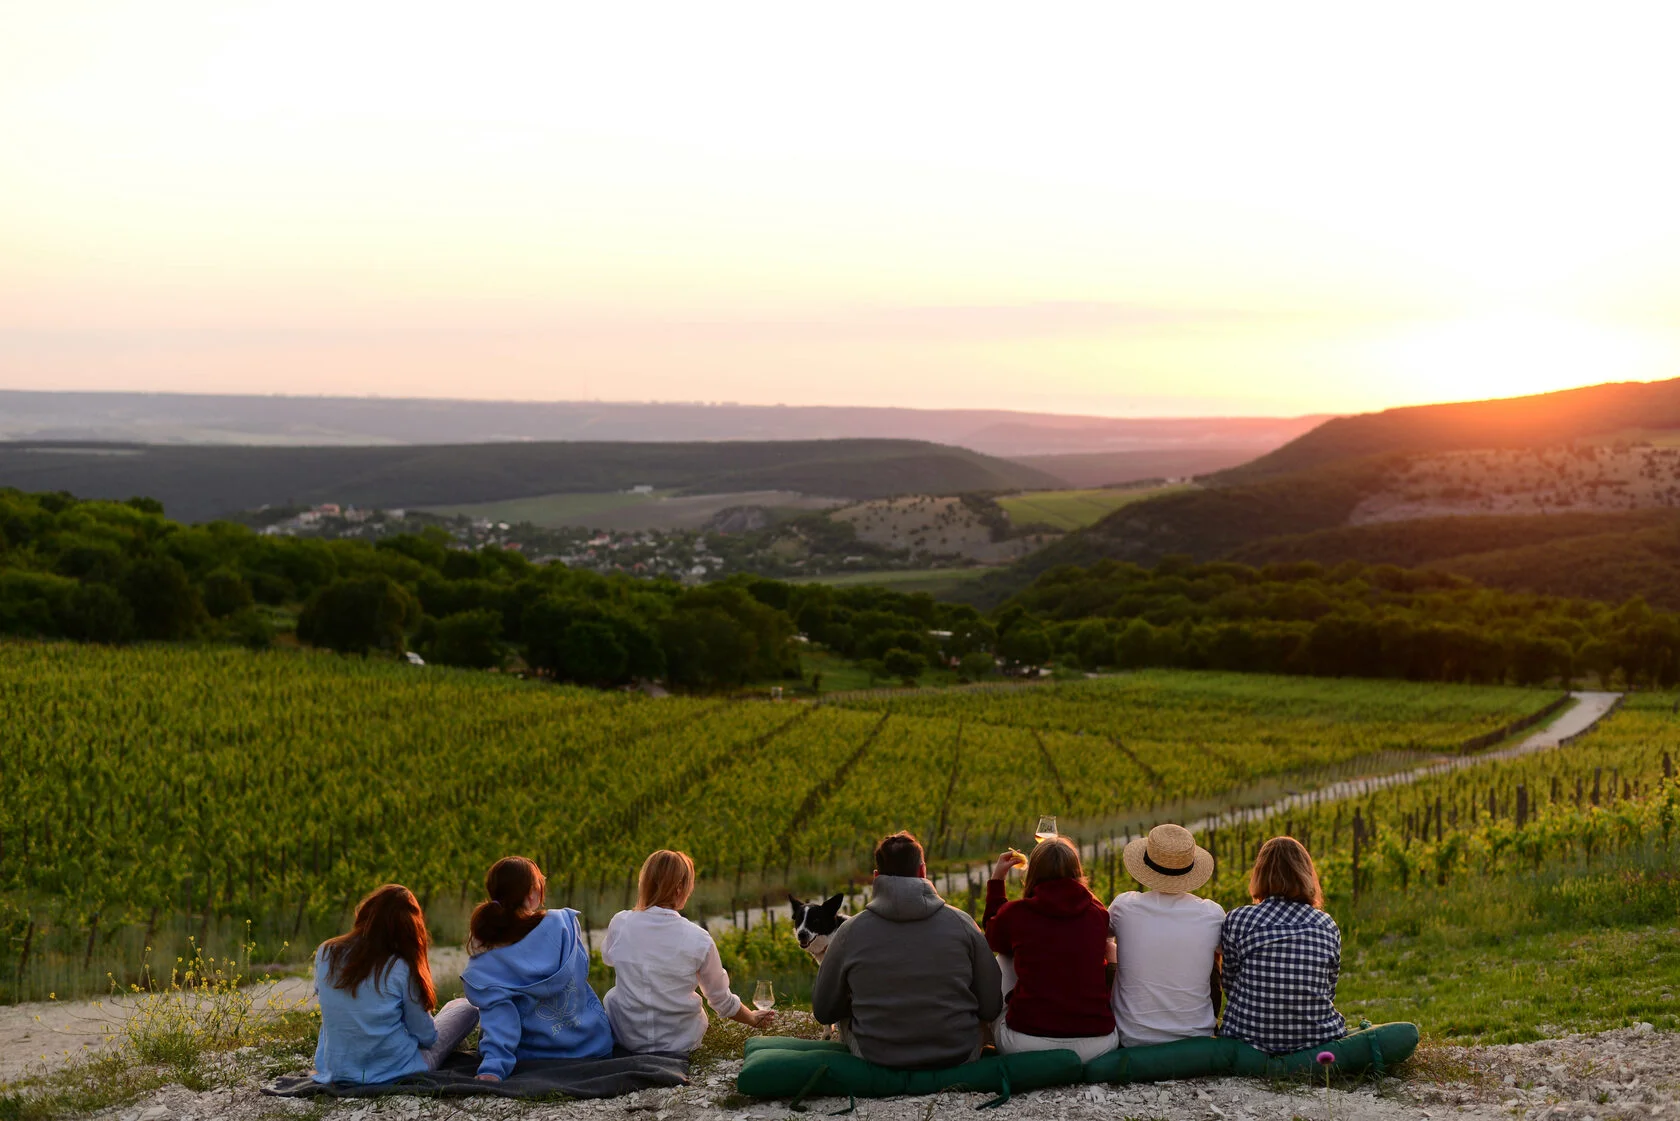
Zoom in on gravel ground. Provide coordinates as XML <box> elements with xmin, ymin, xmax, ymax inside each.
<box><xmin>0</xmin><ymin>949</ymin><xmax>470</xmax><ymax>1082</ymax></box>
<box><xmin>56</xmin><ymin>1022</ymin><xmax>1679</xmax><ymax>1121</ymax></box>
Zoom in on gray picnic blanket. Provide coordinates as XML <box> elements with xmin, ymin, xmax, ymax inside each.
<box><xmin>264</xmin><ymin>1049</ymin><xmax>689</xmax><ymax>1099</ymax></box>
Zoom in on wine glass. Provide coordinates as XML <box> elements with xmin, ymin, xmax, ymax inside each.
<box><xmin>1035</xmin><ymin>815</ymin><xmax>1059</xmax><ymax>844</ymax></box>
<box><xmin>753</xmin><ymin>980</ymin><xmax>775</xmax><ymax>1012</ymax></box>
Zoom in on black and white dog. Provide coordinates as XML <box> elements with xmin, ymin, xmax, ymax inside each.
<box><xmin>788</xmin><ymin>893</ymin><xmax>848</xmax><ymax>1039</ymax></box>
<box><xmin>788</xmin><ymin>892</ymin><xmax>848</xmax><ymax>962</ymax></box>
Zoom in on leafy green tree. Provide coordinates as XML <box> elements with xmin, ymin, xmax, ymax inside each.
<box><xmin>943</xmin><ymin>617</ymin><xmax>997</xmax><ymax>659</ymax></box>
<box><xmin>958</xmin><ymin>651</ymin><xmax>995</xmax><ymax>680</ymax></box>
<box><xmin>220</xmin><ymin>607</ymin><xmax>274</xmax><ymax>650</ymax></box>
<box><xmin>1072</xmin><ymin>619</ymin><xmax>1114</xmax><ymax>669</ymax></box>
<box><xmin>296</xmin><ymin>575</ymin><xmax>416</xmax><ymax>655</ymax></box>
<box><xmin>428</xmin><ymin>609</ymin><xmax>508</xmax><ymax>669</ymax></box>
<box><xmin>59</xmin><ymin>582</ymin><xmax>134</xmax><ymax>644</ymax></box>
<box><xmin>882</xmin><ymin>646</ymin><xmax>924</xmax><ymax>685</ymax></box>
<box><xmin>201</xmin><ymin>567</ymin><xmax>254</xmax><ymax>619</ymax></box>
<box><xmin>556</xmin><ymin>620</ymin><xmax>629</xmax><ymax>684</ymax></box>
<box><xmin>522</xmin><ymin>595</ymin><xmax>664</xmax><ymax>684</ymax></box>
<box><xmin>1113</xmin><ymin>619</ymin><xmax>1156</xmax><ymax>669</ymax></box>
<box><xmin>997</xmin><ymin>624</ymin><xmax>1052</xmax><ymax>668</ymax></box>
<box><xmin>122</xmin><ymin>556</ymin><xmax>205</xmax><ymax>640</ymax></box>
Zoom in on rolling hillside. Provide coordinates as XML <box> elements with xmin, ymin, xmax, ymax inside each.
<box><xmin>0</xmin><ymin>439</ymin><xmax>1064</xmax><ymax>523</ymax></box>
<box><xmin>967</xmin><ymin>378</ymin><xmax>1680</xmax><ymax>608</ymax></box>
<box><xmin>1218</xmin><ymin>377</ymin><xmax>1680</xmax><ymax>484</ymax></box>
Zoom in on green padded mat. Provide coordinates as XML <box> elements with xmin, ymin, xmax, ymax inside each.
<box><xmin>1083</xmin><ymin>1023</ymin><xmax>1420</xmax><ymax>1083</ymax></box>
<box><xmin>736</xmin><ymin>1038</ymin><xmax>1083</xmax><ymax>1103</ymax></box>
<box><xmin>737</xmin><ymin>1023</ymin><xmax>1419</xmax><ymax>1103</ymax></box>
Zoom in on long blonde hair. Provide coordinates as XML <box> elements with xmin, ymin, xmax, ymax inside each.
<box><xmin>636</xmin><ymin>850</ymin><xmax>695</xmax><ymax>911</ymax></box>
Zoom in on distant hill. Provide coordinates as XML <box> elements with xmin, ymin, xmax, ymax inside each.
<box><xmin>964</xmin><ymin>377</ymin><xmax>1680</xmax><ymax>608</ymax></box>
<box><xmin>0</xmin><ymin>439</ymin><xmax>1064</xmax><ymax>523</ymax></box>
<box><xmin>0</xmin><ymin>390</ymin><xmax>1323</xmax><ymax>459</ymax></box>
<box><xmin>1003</xmin><ymin>447</ymin><xmax>1274</xmax><ymax>487</ymax></box>
<box><xmin>1217</xmin><ymin>377</ymin><xmax>1680</xmax><ymax>484</ymax></box>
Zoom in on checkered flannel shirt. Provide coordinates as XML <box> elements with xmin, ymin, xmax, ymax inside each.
<box><xmin>1217</xmin><ymin>896</ymin><xmax>1346</xmax><ymax>1055</ymax></box>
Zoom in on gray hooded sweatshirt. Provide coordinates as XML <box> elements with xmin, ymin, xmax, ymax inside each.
<box><xmin>810</xmin><ymin>875</ymin><xmax>1003</xmax><ymax>1069</ymax></box>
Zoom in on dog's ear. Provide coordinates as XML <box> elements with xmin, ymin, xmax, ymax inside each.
<box><xmin>787</xmin><ymin>893</ymin><xmax>804</xmax><ymax>916</ymax></box>
<box><xmin>821</xmin><ymin>893</ymin><xmax>845</xmax><ymax>915</ymax></box>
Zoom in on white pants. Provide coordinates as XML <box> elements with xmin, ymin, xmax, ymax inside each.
<box><xmin>994</xmin><ymin>1020</ymin><xmax>1119</xmax><ymax>1063</ymax></box>
<box><xmin>993</xmin><ymin>954</ymin><xmax>1118</xmax><ymax>1063</ymax></box>
<box><xmin>420</xmin><ymin>998</ymin><xmax>480</xmax><ymax>1070</ymax></box>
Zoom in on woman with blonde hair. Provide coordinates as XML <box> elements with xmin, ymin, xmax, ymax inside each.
<box><xmin>1217</xmin><ymin>836</ymin><xmax>1346</xmax><ymax>1054</ymax></box>
<box><xmin>602</xmin><ymin>849</ymin><xmax>774</xmax><ymax>1054</ymax></box>
<box><xmin>983</xmin><ymin>836</ymin><xmax>1117</xmax><ymax>1061</ymax></box>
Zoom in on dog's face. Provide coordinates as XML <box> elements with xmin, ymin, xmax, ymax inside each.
<box><xmin>788</xmin><ymin>893</ymin><xmax>847</xmax><ymax>960</ymax></box>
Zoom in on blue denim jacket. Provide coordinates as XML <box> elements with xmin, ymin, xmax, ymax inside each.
<box><xmin>312</xmin><ymin>944</ymin><xmax>434</xmax><ymax>1084</ymax></box>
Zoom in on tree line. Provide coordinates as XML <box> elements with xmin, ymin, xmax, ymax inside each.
<box><xmin>0</xmin><ymin>490</ymin><xmax>985</xmax><ymax>688</ymax></box>
<box><xmin>3</xmin><ymin>488</ymin><xmax>1676</xmax><ymax>689</ymax></box>
<box><xmin>998</xmin><ymin>557</ymin><xmax>1680</xmax><ymax>687</ymax></box>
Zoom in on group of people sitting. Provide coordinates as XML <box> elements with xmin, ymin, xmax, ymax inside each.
<box><xmin>814</xmin><ymin>824</ymin><xmax>1344</xmax><ymax>1068</ymax></box>
<box><xmin>311</xmin><ymin>823</ymin><xmax>1344</xmax><ymax>1085</ymax></box>
<box><xmin>312</xmin><ymin>850</ymin><xmax>771</xmax><ymax>1084</ymax></box>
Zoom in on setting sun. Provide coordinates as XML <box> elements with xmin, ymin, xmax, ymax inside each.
<box><xmin>1365</xmin><ymin>313</ymin><xmax>1672</xmax><ymax>407</ymax></box>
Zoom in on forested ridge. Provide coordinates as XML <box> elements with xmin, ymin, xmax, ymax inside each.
<box><xmin>0</xmin><ymin>438</ymin><xmax>1061</xmax><ymax>522</ymax></box>
<box><xmin>3</xmin><ymin>487</ymin><xmax>1678</xmax><ymax>688</ymax></box>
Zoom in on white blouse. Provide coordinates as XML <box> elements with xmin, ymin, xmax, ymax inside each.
<box><xmin>601</xmin><ymin>907</ymin><xmax>743</xmax><ymax>1053</ymax></box>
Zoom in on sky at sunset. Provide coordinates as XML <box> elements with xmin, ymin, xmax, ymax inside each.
<box><xmin>5</xmin><ymin>3</ymin><xmax>1680</xmax><ymax>417</ymax></box>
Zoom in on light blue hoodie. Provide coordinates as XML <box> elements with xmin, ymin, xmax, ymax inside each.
<box><xmin>312</xmin><ymin>944</ymin><xmax>434</xmax><ymax>1084</ymax></box>
<box><xmin>462</xmin><ymin>909</ymin><xmax>613</xmax><ymax>1078</ymax></box>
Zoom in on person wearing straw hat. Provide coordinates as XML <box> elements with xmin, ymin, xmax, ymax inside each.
<box><xmin>1109</xmin><ymin>823</ymin><xmax>1225</xmax><ymax>1048</ymax></box>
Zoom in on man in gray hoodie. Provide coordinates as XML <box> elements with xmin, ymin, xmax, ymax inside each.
<box><xmin>811</xmin><ymin>832</ymin><xmax>1003</xmax><ymax>1069</ymax></box>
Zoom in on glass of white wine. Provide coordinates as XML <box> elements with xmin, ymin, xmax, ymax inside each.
<box><xmin>753</xmin><ymin>980</ymin><xmax>775</xmax><ymax>1012</ymax></box>
<box><xmin>1035</xmin><ymin>815</ymin><xmax>1059</xmax><ymax>843</ymax></box>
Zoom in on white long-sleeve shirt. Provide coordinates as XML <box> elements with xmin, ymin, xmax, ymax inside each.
<box><xmin>601</xmin><ymin>907</ymin><xmax>743</xmax><ymax>1053</ymax></box>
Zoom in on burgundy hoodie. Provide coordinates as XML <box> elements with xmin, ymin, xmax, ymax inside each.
<box><xmin>983</xmin><ymin>877</ymin><xmax>1115</xmax><ymax>1039</ymax></box>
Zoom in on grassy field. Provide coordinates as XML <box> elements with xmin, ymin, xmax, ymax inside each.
<box><xmin>422</xmin><ymin>489</ymin><xmax>667</xmax><ymax>525</ymax></box>
<box><xmin>997</xmin><ymin>484</ymin><xmax>1188</xmax><ymax>531</ymax></box>
<box><xmin>1339</xmin><ymin>850</ymin><xmax>1680</xmax><ymax>1041</ymax></box>
<box><xmin>785</xmin><ymin>566</ymin><xmax>990</xmax><ymax>595</ymax></box>
<box><xmin>422</xmin><ymin>488</ymin><xmax>842</xmax><ymax>530</ymax></box>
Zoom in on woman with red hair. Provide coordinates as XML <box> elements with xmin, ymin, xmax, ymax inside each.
<box><xmin>313</xmin><ymin>884</ymin><xmax>478</xmax><ymax>1084</ymax></box>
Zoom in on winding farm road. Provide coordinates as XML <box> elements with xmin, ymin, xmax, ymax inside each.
<box><xmin>1172</xmin><ymin>689</ymin><xmax>1622</xmax><ymax>838</ymax></box>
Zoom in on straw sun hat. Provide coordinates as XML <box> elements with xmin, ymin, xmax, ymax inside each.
<box><xmin>1122</xmin><ymin>824</ymin><xmax>1215</xmax><ymax>893</ymax></box>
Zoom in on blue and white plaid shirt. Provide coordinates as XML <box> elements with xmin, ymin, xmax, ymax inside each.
<box><xmin>1217</xmin><ymin>897</ymin><xmax>1346</xmax><ymax>1055</ymax></box>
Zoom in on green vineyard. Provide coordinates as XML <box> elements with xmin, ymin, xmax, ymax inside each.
<box><xmin>1186</xmin><ymin>691</ymin><xmax>1680</xmax><ymax>909</ymax></box>
<box><xmin>0</xmin><ymin>641</ymin><xmax>1573</xmax><ymax>1001</ymax></box>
